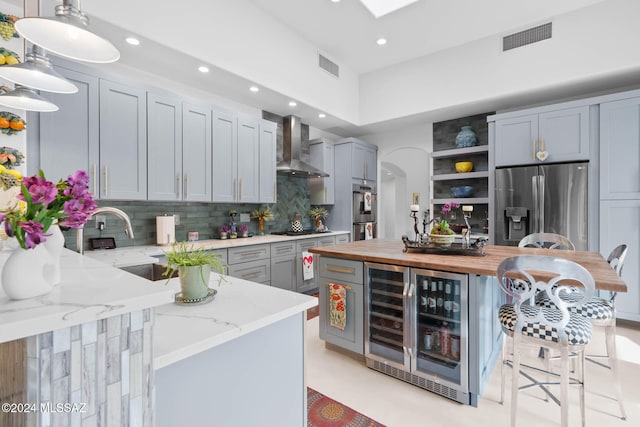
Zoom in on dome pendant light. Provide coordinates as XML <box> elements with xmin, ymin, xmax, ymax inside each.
<box><xmin>14</xmin><ymin>0</ymin><xmax>120</xmax><ymax>64</ymax></box>
<box><xmin>0</xmin><ymin>85</ymin><xmax>59</xmax><ymax>112</ymax></box>
<box><xmin>0</xmin><ymin>45</ymin><xmax>78</xmax><ymax>94</ymax></box>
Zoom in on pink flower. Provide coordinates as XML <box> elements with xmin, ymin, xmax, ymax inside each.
<box><xmin>18</xmin><ymin>176</ymin><xmax>58</xmax><ymax>205</ymax></box>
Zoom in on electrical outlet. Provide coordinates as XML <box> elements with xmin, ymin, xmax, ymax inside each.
<box><xmin>95</xmin><ymin>215</ymin><xmax>106</xmax><ymax>230</ymax></box>
<box><xmin>174</xmin><ymin>214</ymin><xmax>180</xmax><ymax>225</ymax></box>
<box><xmin>240</xmin><ymin>213</ymin><xmax>250</xmax><ymax>222</ymax></box>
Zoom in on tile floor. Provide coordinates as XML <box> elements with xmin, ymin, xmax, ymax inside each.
<box><xmin>305</xmin><ymin>317</ymin><xmax>640</xmax><ymax>427</ymax></box>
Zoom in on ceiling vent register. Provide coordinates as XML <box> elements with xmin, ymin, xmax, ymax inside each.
<box><xmin>318</xmin><ymin>53</ymin><xmax>340</xmax><ymax>78</ymax></box>
<box><xmin>503</xmin><ymin>22</ymin><xmax>552</xmax><ymax>52</ymax></box>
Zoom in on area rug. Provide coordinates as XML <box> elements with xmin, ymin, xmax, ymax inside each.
<box><xmin>307</xmin><ymin>387</ymin><xmax>386</xmax><ymax>427</ymax></box>
<box><xmin>307</xmin><ymin>292</ymin><xmax>320</xmax><ymax>320</ymax></box>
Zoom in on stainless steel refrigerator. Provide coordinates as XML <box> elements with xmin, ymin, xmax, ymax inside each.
<box><xmin>494</xmin><ymin>162</ymin><xmax>588</xmax><ymax>250</ymax></box>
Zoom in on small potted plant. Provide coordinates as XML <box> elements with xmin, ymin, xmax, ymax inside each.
<box><xmin>238</xmin><ymin>224</ymin><xmax>249</xmax><ymax>237</ymax></box>
<box><xmin>429</xmin><ymin>202</ymin><xmax>458</xmax><ymax>246</ymax></box>
<box><xmin>219</xmin><ymin>225</ymin><xmax>229</xmax><ymax>239</ymax></box>
<box><xmin>163</xmin><ymin>242</ymin><xmax>226</xmax><ymax>301</ymax></box>
<box><xmin>309</xmin><ymin>206</ymin><xmax>329</xmax><ymax>231</ymax></box>
<box><xmin>250</xmin><ymin>206</ymin><xmax>274</xmax><ymax>235</ymax></box>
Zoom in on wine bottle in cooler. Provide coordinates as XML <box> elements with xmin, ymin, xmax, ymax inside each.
<box><xmin>436</xmin><ymin>280</ymin><xmax>444</xmax><ymax>316</ymax></box>
<box><xmin>427</xmin><ymin>279</ymin><xmax>437</xmax><ymax>315</ymax></box>
<box><xmin>421</xmin><ymin>279</ymin><xmax>430</xmax><ymax>311</ymax></box>
<box><xmin>444</xmin><ymin>280</ymin><xmax>453</xmax><ymax>318</ymax></box>
<box><xmin>453</xmin><ymin>282</ymin><xmax>461</xmax><ymax>321</ymax></box>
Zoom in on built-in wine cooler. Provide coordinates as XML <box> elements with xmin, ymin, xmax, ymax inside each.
<box><xmin>364</xmin><ymin>262</ymin><xmax>469</xmax><ymax>404</ymax></box>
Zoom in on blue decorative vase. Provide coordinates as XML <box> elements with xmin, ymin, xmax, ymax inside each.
<box><xmin>455</xmin><ymin>126</ymin><xmax>477</xmax><ymax>148</ymax></box>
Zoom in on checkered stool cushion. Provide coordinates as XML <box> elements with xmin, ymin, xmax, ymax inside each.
<box><xmin>536</xmin><ymin>290</ymin><xmax>614</xmax><ymax>321</ymax></box>
<box><xmin>499</xmin><ymin>303</ymin><xmax>593</xmax><ymax>345</ymax></box>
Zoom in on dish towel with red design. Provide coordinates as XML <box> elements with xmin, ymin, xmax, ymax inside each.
<box><xmin>363</xmin><ymin>192</ymin><xmax>372</xmax><ymax>212</ymax></box>
<box><xmin>302</xmin><ymin>251</ymin><xmax>314</xmax><ymax>280</ymax></box>
<box><xmin>329</xmin><ymin>283</ymin><xmax>347</xmax><ymax>331</ymax></box>
<box><xmin>365</xmin><ymin>222</ymin><xmax>374</xmax><ymax>240</ymax></box>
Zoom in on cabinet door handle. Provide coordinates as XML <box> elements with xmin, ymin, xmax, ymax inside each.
<box><xmin>540</xmin><ymin>138</ymin><xmax>545</xmax><ymax>152</ymax></box>
<box><xmin>176</xmin><ymin>174</ymin><xmax>181</xmax><ymax>198</ymax></box>
<box><xmin>104</xmin><ymin>164</ymin><xmax>108</xmax><ymax>196</ymax></box>
<box><xmin>184</xmin><ymin>174</ymin><xmax>189</xmax><ymax>199</ymax></box>
<box><xmin>233</xmin><ymin>178</ymin><xmax>237</xmax><ymax>200</ymax></box>
<box><xmin>239</xmin><ymin>179</ymin><xmax>243</xmax><ymax>200</ymax></box>
<box><xmin>532</xmin><ymin>139</ymin><xmax>537</xmax><ymax>161</ymax></box>
<box><xmin>92</xmin><ymin>163</ymin><xmax>97</xmax><ymax>195</ymax></box>
<box><xmin>327</xmin><ymin>266</ymin><xmax>353</xmax><ymax>274</ymax></box>
<box><xmin>274</xmin><ymin>183</ymin><xmax>277</xmax><ymax>201</ymax></box>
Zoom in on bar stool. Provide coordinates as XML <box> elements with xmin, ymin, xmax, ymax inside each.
<box><xmin>497</xmin><ymin>255</ymin><xmax>595</xmax><ymax>427</ymax></box>
<box><xmin>518</xmin><ymin>233</ymin><xmax>576</xmax><ymax>251</ymax></box>
<box><xmin>537</xmin><ymin>244</ymin><xmax>628</xmax><ymax>419</ymax></box>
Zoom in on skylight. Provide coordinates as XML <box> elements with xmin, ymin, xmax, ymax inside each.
<box><xmin>359</xmin><ymin>0</ymin><xmax>419</xmax><ymax>18</ymax></box>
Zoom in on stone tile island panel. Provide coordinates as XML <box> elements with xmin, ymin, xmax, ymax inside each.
<box><xmin>0</xmin><ymin>309</ymin><xmax>153</xmax><ymax>427</ymax></box>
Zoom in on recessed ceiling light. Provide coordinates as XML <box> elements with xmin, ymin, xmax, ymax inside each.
<box><xmin>376</xmin><ymin>38</ymin><xmax>387</xmax><ymax>46</ymax></box>
<box><xmin>331</xmin><ymin>0</ymin><xmax>341</xmax><ymax>3</ymax></box>
<box><xmin>249</xmin><ymin>86</ymin><xmax>259</xmax><ymax>92</ymax></box>
<box><xmin>125</xmin><ymin>37</ymin><xmax>140</xmax><ymax>46</ymax></box>
<box><xmin>198</xmin><ymin>66</ymin><xmax>209</xmax><ymax>73</ymax></box>
<box><xmin>288</xmin><ymin>101</ymin><xmax>297</xmax><ymax>107</ymax></box>
<box><xmin>318</xmin><ymin>113</ymin><xmax>326</xmax><ymax>118</ymax></box>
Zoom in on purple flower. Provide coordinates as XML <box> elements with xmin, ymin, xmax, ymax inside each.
<box><xmin>19</xmin><ymin>176</ymin><xmax>58</xmax><ymax>205</ymax></box>
<box><xmin>19</xmin><ymin>221</ymin><xmax>48</xmax><ymax>249</ymax></box>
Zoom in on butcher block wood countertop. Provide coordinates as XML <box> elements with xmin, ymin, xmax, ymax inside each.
<box><xmin>309</xmin><ymin>239</ymin><xmax>627</xmax><ymax>293</ymax></box>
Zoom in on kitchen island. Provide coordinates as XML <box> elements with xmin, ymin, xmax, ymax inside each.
<box><xmin>0</xmin><ymin>248</ymin><xmax>316</xmax><ymax>427</ymax></box>
<box><xmin>309</xmin><ymin>239</ymin><xmax>625</xmax><ymax>406</ymax></box>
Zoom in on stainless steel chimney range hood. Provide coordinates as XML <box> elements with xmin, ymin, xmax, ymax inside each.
<box><xmin>277</xmin><ymin>115</ymin><xmax>330</xmax><ymax>178</ymax></box>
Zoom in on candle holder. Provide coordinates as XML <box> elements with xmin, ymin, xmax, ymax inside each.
<box><xmin>410</xmin><ymin>205</ymin><xmax>420</xmax><ymax>241</ymax></box>
<box><xmin>462</xmin><ymin>205</ymin><xmax>473</xmax><ymax>247</ymax></box>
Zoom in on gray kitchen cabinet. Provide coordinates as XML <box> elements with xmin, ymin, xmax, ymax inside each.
<box><xmin>38</xmin><ymin>66</ymin><xmax>99</xmax><ymax>194</ymax></box>
<box><xmin>236</xmin><ymin>115</ymin><xmax>260</xmax><ymax>203</ymax></box>
<box><xmin>599</xmin><ymin>200</ymin><xmax>640</xmax><ymax>322</ymax></box>
<box><xmin>270</xmin><ymin>241</ymin><xmax>296</xmax><ymax>292</ymax></box>
<box><xmin>147</xmin><ymin>92</ymin><xmax>182</xmax><ymax>201</ymax></box>
<box><xmin>318</xmin><ymin>257</ymin><xmax>364</xmax><ymax>354</ymax></box>
<box><xmin>212</xmin><ymin>110</ymin><xmax>260</xmax><ymax>203</ymax></box>
<box><xmin>492</xmin><ymin>105</ymin><xmax>589</xmax><ymax>167</ymax></box>
<box><xmin>599</xmin><ymin>96</ymin><xmax>640</xmax><ymax>200</ymax></box>
<box><xmin>336</xmin><ymin>234</ymin><xmax>350</xmax><ymax>244</ymax></box>
<box><xmin>599</xmin><ymin>95</ymin><xmax>640</xmax><ymax>322</ymax></box>
<box><xmin>309</xmin><ymin>139</ymin><xmax>335</xmax><ymax>205</ymax></box>
<box><xmin>212</xmin><ymin>109</ymin><xmax>236</xmax><ymax>202</ymax></box>
<box><xmin>316</xmin><ymin>235</ymin><xmax>336</xmax><ymax>248</ymax></box>
<box><xmin>296</xmin><ymin>239</ymin><xmax>318</xmax><ymax>293</ymax></box>
<box><xmin>99</xmin><ymin>79</ymin><xmax>147</xmax><ymax>200</ymax></box>
<box><xmin>258</xmin><ymin>119</ymin><xmax>277</xmax><ymax>203</ymax></box>
<box><xmin>340</xmin><ymin>138</ymin><xmax>377</xmax><ymax>182</ymax></box>
<box><xmin>182</xmin><ymin>103</ymin><xmax>212</xmax><ymax>201</ymax></box>
<box><xmin>227</xmin><ymin>244</ymin><xmax>271</xmax><ymax>285</ymax></box>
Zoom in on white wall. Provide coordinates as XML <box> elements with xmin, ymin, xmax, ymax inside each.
<box><xmin>361</xmin><ymin>123</ymin><xmax>432</xmax><ymax>239</ymax></box>
<box><xmin>359</xmin><ymin>0</ymin><xmax>640</xmax><ymax>125</ymax></box>
<box><xmin>83</xmin><ymin>0</ymin><xmax>361</xmax><ymax>125</ymax></box>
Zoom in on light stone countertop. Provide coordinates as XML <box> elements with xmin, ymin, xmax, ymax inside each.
<box><xmin>0</xmin><ymin>248</ymin><xmax>175</xmax><ymax>344</ymax></box>
<box><xmin>153</xmin><ymin>274</ymin><xmax>317</xmax><ymax>369</ymax></box>
<box><xmin>84</xmin><ymin>230</ymin><xmax>350</xmax><ymax>268</ymax></box>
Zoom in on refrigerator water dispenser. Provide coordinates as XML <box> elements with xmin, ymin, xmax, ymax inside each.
<box><xmin>504</xmin><ymin>207</ymin><xmax>528</xmax><ymax>241</ymax></box>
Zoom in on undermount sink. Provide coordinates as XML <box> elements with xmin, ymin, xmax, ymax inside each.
<box><xmin>119</xmin><ymin>263</ymin><xmax>178</xmax><ymax>282</ymax></box>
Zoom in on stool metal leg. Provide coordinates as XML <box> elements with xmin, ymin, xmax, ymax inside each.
<box><xmin>579</xmin><ymin>348</ymin><xmax>586</xmax><ymax>427</ymax></box>
<box><xmin>560</xmin><ymin>346</ymin><xmax>569</xmax><ymax>427</ymax></box>
<box><xmin>511</xmin><ymin>334</ymin><xmax>521</xmax><ymax>427</ymax></box>
<box><xmin>605</xmin><ymin>322</ymin><xmax>627</xmax><ymax>420</ymax></box>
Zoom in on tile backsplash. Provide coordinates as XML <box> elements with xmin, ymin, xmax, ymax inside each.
<box><xmin>63</xmin><ymin>175</ymin><xmax>330</xmax><ymax>250</ymax></box>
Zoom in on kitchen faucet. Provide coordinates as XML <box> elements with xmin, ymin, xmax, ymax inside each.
<box><xmin>76</xmin><ymin>207</ymin><xmax>134</xmax><ymax>254</ymax></box>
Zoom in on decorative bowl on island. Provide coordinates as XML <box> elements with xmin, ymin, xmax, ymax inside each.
<box><xmin>455</xmin><ymin>161</ymin><xmax>473</xmax><ymax>173</ymax></box>
<box><xmin>450</xmin><ymin>186</ymin><xmax>473</xmax><ymax>198</ymax></box>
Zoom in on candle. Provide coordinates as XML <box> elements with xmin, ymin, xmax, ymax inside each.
<box><xmin>410</xmin><ymin>204</ymin><xmax>420</xmax><ymax>212</ymax></box>
<box><xmin>462</xmin><ymin>205</ymin><xmax>473</xmax><ymax>212</ymax></box>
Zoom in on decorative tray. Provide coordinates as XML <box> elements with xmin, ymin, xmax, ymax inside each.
<box><xmin>401</xmin><ymin>236</ymin><xmax>486</xmax><ymax>256</ymax></box>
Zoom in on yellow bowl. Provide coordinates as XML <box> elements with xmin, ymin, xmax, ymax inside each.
<box><xmin>455</xmin><ymin>161</ymin><xmax>473</xmax><ymax>173</ymax></box>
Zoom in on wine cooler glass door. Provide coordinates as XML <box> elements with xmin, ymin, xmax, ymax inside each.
<box><xmin>412</xmin><ymin>269</ymin><xmax>468</xmax><ymax>391</ymax></box>
<box><xmin>364</xmin><ymin>263</ymin><xmax>410</xmax><ymax>371</ymax></box>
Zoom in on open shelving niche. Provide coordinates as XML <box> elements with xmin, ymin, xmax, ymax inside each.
<box><xmin>430</xmin><ymin>113</ymin><xmax>494</xmax><ymax>237</ymax></box>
